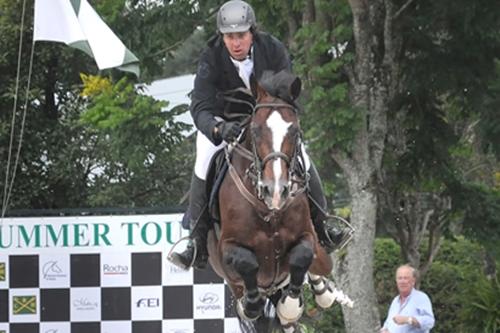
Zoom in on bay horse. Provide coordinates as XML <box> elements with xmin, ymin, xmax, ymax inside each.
<box><xmin>206</xmin><ymin>71</ymin><xmax>352</xmax><ymax>333</ymax></box>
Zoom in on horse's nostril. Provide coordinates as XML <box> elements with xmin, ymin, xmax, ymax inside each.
<box><xmin>263</xmin><ymin>185</ymin><xmax>271</xmax><ymax>196</ymax></box>
<box><xmin>281</xmin><ymin>186</ymin><xmax>289</xmax><ymax>198</ymax></box>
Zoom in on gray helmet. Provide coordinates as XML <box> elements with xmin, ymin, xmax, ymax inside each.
<box><xmin>216</xmin><ymin>0</ymin><xmax>256</xmax><ymax>34</ymax></box>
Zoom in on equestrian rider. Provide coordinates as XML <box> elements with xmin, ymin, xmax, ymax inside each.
<box><xmin>169</xmin><ymin>0</ymin><xmax>345</xmax><ymax>270</ymax></box>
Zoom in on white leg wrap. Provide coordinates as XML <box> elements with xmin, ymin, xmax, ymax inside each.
<box><xmin>308</xmin><ymin>273</ymin><xmax>355</xmax><ymax>309</ymax></box>
<box><xmin>277</xmin><ymin>294</ymin><xmax>304</xmax><ymax>325</ymax></box>
<box><xmin>308</xmin><ymin>273</ymin><xmax>335</xmax><ymax>309</ymax></box>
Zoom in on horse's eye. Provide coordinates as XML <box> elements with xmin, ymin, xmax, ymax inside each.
<box><xmin>289</xmin><ymin>126</ymin><xmax>299</xmax><ymax>138</ymax></box>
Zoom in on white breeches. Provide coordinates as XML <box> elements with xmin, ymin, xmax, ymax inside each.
<box><xmin>194</xmin><ymin>130</ymin><xmax>311</xmax><ymax>180</ymax></box>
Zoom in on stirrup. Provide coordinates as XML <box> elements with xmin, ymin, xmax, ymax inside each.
<box><xmin>167</xmin><ymin>236</ymin><xmax>197</xmax><ymax>270</ymax></box>
<box><xmin>322</xmin><ymin>215</ymin><xmax>355</xmax><ymax>252</ymax></box>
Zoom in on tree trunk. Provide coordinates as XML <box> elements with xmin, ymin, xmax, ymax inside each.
<box><xmin>333</xmin><ymin>186</ymin><xmax>380</xmax><ymax>332</ymax></box>
<box><xmin>331</xmin><ymin>0</ymin><xmax>400</xmax><ymax>331</ymax></box>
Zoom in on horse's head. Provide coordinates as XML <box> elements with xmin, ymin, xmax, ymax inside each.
<box><xmin>249</xmin><ymin>71</ymin><xmax>303</xmax><ymax>211</ymax></box>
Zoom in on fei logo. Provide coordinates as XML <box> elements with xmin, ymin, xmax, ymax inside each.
<box><xmin>136</xmin><ymin>298</ymin><xmax>159</xmax><ymax>308</ymax></box>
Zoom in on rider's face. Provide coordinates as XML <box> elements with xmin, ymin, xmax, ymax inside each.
<box><xmin>223</xmin><ymin>31</ymin><xmax>253</xmax><ymax>60</ymax></box>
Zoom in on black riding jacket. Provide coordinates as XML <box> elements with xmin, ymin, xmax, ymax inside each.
<box><xmin>190</xmin><ymin>31</ymin><xmax>291</xmax><ymax>145</ymax></box>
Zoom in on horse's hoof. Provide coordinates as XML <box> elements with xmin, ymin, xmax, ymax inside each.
<box><xmin>277</xmin><ymin>292</ymin><xmax>304</xmax><ymax>323</ymax></box>
<box><xmin>281</xmin><ymin>321</ymin><xmax>301</xmax><ymax>333</ymax></box>
<box><xmin>236</xmin><ymin>296</ymin><xmax>264</xmax><ymax>321</ymax></box>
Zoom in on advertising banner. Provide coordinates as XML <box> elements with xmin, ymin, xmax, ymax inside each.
<box><xmin>0</xmin><ymin>215</ymin><xmax>241</xmax><ymax>333</ymax></box>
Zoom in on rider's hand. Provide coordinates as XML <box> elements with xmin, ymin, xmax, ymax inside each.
<box><xmin>217</xmin><ymin>121</ymin><xmax>241</xmax><ymax>142</ymax></box>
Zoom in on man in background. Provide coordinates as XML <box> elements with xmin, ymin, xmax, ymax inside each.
<box><xmin>381</xmin><ymin>264</ymin><xmax>435</xmax><ymax>333</ymax></box>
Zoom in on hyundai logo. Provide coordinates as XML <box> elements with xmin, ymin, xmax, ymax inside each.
<box><xmin>199</xmin><ymin>292</ymin><xmax>218</xmax><ymax>304</ymax></box>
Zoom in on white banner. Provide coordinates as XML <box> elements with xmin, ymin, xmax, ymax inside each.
<box><xmin>0</xmin><ymin>214</ymin><xmax>241</xmax><ymax>333</ymax></box>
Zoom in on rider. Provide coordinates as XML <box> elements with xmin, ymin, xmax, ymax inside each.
<box><xmin>169</xmin><ymin>0</ymin><xmax>346</xmax><ymax>270</ymax></box>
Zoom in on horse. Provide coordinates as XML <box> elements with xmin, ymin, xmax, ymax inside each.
<box><xmin>206</xmin><ymin>71</ymin><xmax>352</xmax><ymax>333</ymax></box>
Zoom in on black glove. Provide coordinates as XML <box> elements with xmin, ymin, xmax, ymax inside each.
<box><xmin>216</xmin><ymin>121</ymin><xmax>241</xmax><ymax>143</ymax></box>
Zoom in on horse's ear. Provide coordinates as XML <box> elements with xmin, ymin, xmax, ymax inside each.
<box><xmin>250</xmin><ymin>74</ymin><xmax>258</xmax><ymax>98</ymax></box>
<box><xmin>251</xmin><ymin>75</ymin><xmax>267</xmax><ymax>100</ymax></box>
<box><xmin>289</xmin><ymin>76</ymin><xmax>302</xmax><ymax>101</ymax></box>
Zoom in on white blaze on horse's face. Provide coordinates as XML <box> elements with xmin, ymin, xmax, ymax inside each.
<box><xmin>266</xmin><ymin>110</ymin><xmax>292</xmax><ymax>209</ymax></box>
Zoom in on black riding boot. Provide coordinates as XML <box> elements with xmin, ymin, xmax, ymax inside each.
<box><xmin>169</xmin><ymin>175</ymin><xmax>210</xmax><ymax>270</ymax></box>
<box><xmin>308</xmin><ymin>164</ymin><xmax>349</xmax><ymax>253</ymax></box>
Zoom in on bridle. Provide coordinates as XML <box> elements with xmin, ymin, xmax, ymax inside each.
<box><xmin>249</xmin><ymin>102</ymin><xmax>302</xmax><ymax>200</ymax></box>
<box><xmin>225</xmin><ymin>99</ymin><xmax>308</xmax><ymax>218</ymax></box>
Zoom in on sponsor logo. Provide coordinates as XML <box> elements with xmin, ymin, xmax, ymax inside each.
<box><xmin>196</xmin><ymin>292</ymin><xmax>221</xmax><ymax>313</ymax></box>
<box><xmin>73</xmin><ymin>297</ymin><xmax>98</xmax><ymax>311</ymax></box>
<box><xmin>44</xmin><ymin>329</ymin><xmax>58</xmax><ymax>333</ymax></box>
<box><xmin>169</xmin><ymin>265</ymin><xmax>185</xmax><ymax>274</ymax></box>
<box><xmin>200</xmin><ymin>292</ymin><xmax>218</xmax><ymax>304</ymax></box>
<box><xmin>0</xmin><ymin>262</ymin><xmax>5</xmax><ymax>281</ymax></box>
<box><xmin>102</xmin><ymin>264</ymin><xmax>128</xmax><ymax>275</ymax></box>
<box><xmin>42</xmin><ymin>261</ymin><xmax>66</xmax><ymax>280</ymax></box>
<box><xmin>136</xmin><ymin>298</ymin><xmax>160</xmax><ymax>307</ymax></box>
<box><xmin>13</xmin><ymin>295</ymin><xmax>37</xmax><ymax>315</ymax></box>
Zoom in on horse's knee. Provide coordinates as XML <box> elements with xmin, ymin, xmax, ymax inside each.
<box><xmin>223</xmin><ymin>246</ymin><xmax>258</xmax><ymax>275</ymax></box>
<box><xmin>289</xmin><ymin>241</ymin><xmax>314</xmax><ymax>270</ymax></box>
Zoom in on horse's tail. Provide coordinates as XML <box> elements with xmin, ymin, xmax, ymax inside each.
<box><xmin>238</xmin><ymin>297</ymin><xmax>282</xmax><ymax>333</ymax></box>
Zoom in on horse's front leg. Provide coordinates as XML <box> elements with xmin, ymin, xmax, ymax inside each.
<box><xmin>222</xmin><ymin>244</ymin><xmax>265</xmax><ymax>320</ymax></box>
<box><xmin>308</xmin><ymin>272</ymin><xmax>354</xmax><ymax>309</ymax></box>
<box><xmin>277</xmin><ymin>236</ymin><xmax>314</xmax><ymax>331</ymax></box>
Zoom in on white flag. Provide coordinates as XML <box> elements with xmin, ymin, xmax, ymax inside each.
<box><xmin>34</xmin><ymin>0</ymin><xmax>140</xmax><ymax>77</ymax></box>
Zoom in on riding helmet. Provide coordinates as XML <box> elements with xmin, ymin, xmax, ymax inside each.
<box><xmin>216</xmin><ymin>0</ymin><xmax>256</xmax><ymax>34</ymax></box>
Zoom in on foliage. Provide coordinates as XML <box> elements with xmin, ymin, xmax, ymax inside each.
<box><xmin>449</xmin><ymin>182</ymin><xmax>500</xmax><ymax>258</ymax></box>
<box><xmin>292</xmin><ymin>1</ymin><xmax>359</xmax><ymax>154</ymax></box>
<box><xmin>477</xmin><ymin>59</ymin><xmax>500</xmax><ymax>159</ymax></box>
<box><xmin>302</xmin><ymin>237</ymin><xmax>492</xmax><ymax>333</ymax></box>
<box><xmin>461</xmin><ymin>273</ymin><xmax>500</xmax><ymax>333</ymax></box>
<box><xmin>0</xmin><ymin>0</ymin><xmax>199</xmax><ymax>212</ymax></box>
<box><xmin>301</xmin><ymin>284</ymin><xmax>345</xmax><ymax>333</ymax></box>
<box><xmin>80</xmin><ymin>76</ymin><xmax>193</xmax><ymax>207</ymax></box>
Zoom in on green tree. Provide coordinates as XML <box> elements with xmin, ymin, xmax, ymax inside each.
<box><xmin>80</xmin><ymin>75</ymin><xmax>192</xmax><ymax>207</ymax></box>
<box><xmin>0</xmin><ymin>0</ymin><xmax>202</xmax><ymax>212</ymax></box>
<box><xmin>252</xmin><ymin>0</ymin><xmax>500</xmax><ymax>332</ymax></box>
